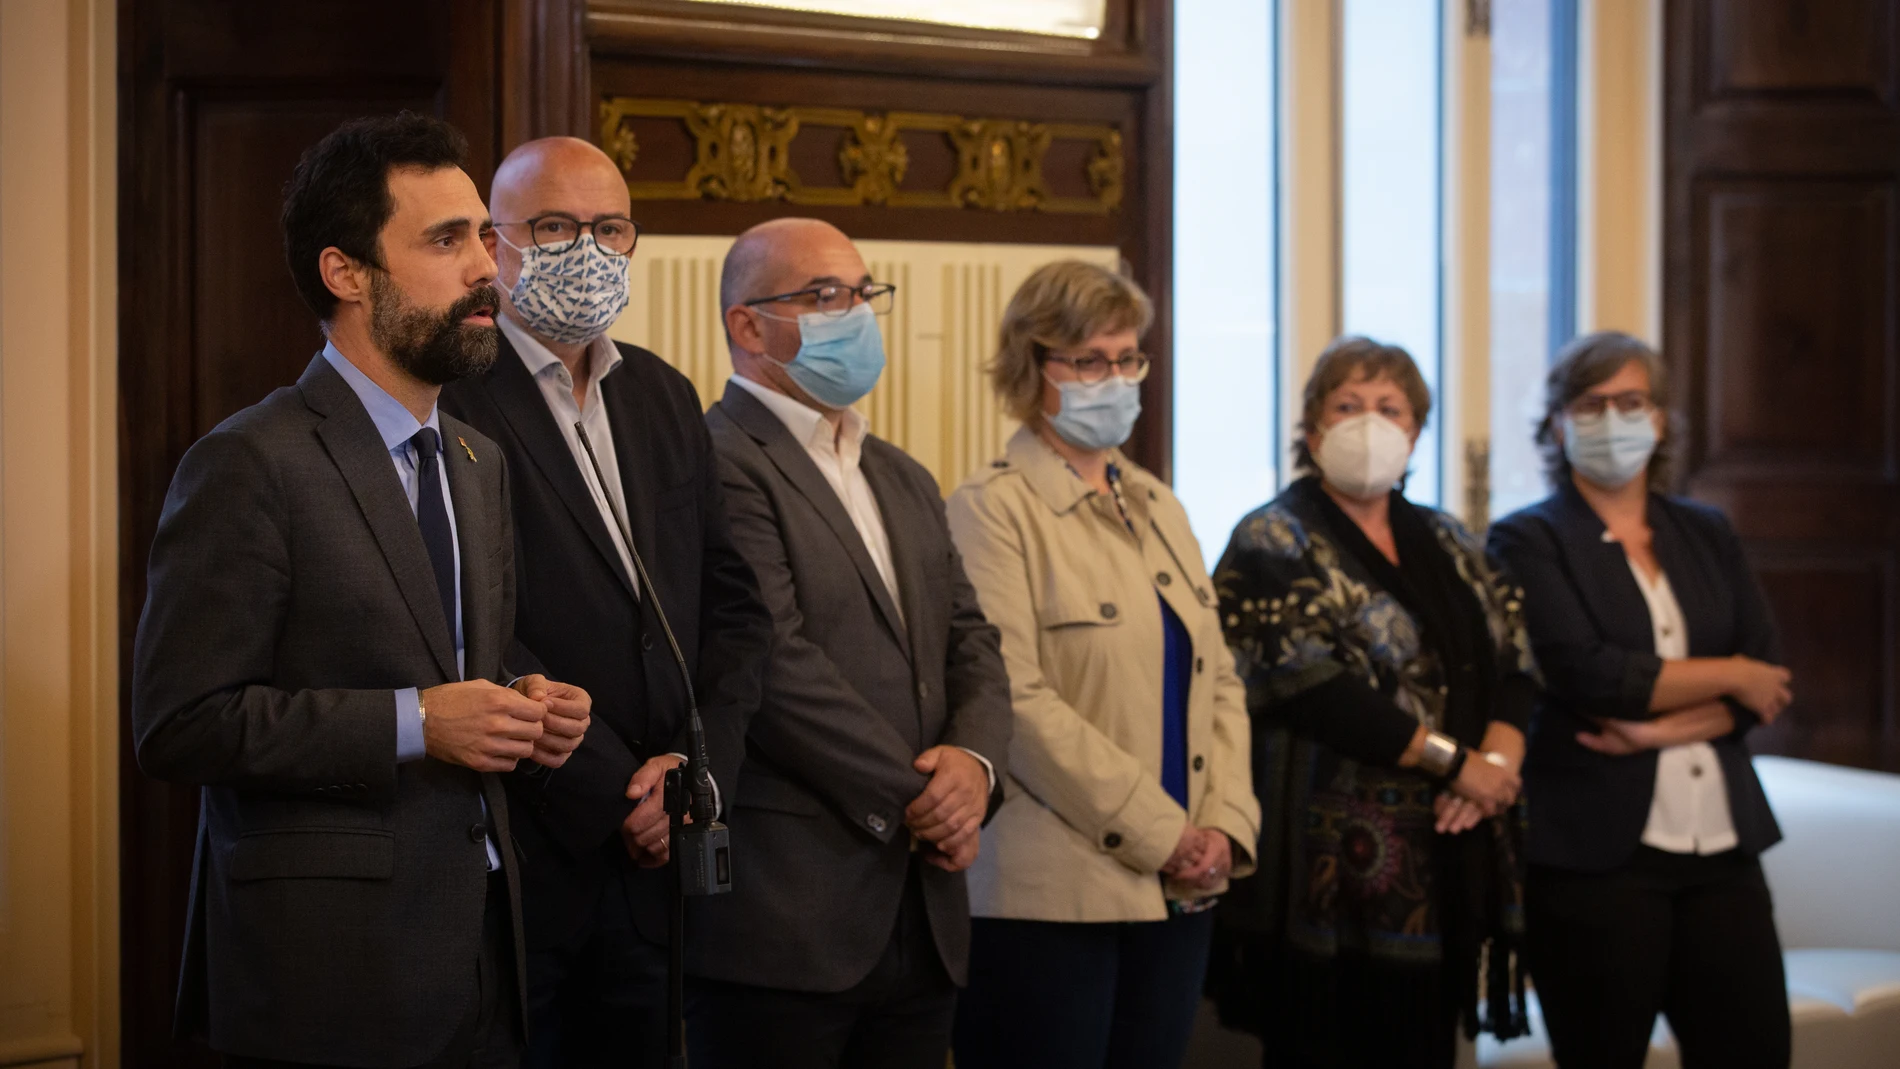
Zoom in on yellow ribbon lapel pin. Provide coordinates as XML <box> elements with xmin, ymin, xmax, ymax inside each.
<box><xmin>457</xmin><ymin>436</ymin><xmax>477</xmax><ymax>462</ymax></box>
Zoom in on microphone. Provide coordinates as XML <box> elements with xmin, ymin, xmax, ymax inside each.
<box><xmin>572</xmin><ymin>422</ymin><xmax>730</xmax><ymax>898</ymax></box>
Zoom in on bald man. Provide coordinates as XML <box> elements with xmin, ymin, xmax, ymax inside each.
<box><xmin>689</xmin><ymin>218</ymin><xmax>1013</xmax><ymax>1068</ymax></box>
<box><xmin>438</xmin><ymin>138</ymin><xmax>771</xmax><ymax>1069</ymax></box>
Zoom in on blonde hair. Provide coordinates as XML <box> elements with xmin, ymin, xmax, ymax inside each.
<box><xmin>989</xmin><ymin>260</ymin><xmax>1154</xmax><ymax>423</ymax></box>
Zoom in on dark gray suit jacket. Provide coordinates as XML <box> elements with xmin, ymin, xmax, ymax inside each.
<box><xmin>132</xmin><ymin>355</ymin><xmax>528</xmax><ymax>1066</ymax></box>
<box><xmin>693</xmin><ymin>380</ymin><xmax>1013</xmax><ymax>992</ymax></box>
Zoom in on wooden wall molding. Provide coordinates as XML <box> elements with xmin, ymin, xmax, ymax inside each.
<box><xmin>1664</xmin><ymin>0</ymin><xmax>1900</xmax><ymax>772</ymax></box>
<box><xmin>600</xmin><ymin>96</ymin><xmax>1124</xmax><ymax>213</ymax></box>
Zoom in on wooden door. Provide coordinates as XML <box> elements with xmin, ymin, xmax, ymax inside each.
<box><xmin>1663</xmin><ymin>0</ymin><xmax>1900</xmax><ymax>770</ymax></box>
<box><xmin>115</xmin><ymin>1</ymin><xmax>574</xmax><ymax>1061</ymax></box>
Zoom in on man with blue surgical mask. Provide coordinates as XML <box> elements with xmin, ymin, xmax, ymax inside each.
<box><xmin>691</xmin><ymin>218</ymin><xmax>1014</xmax><ymax>1069</ymax></box>
<box><xmin>438</xmin><ymin>137</ymin><xmax>772</xmax><ymax>1069</ymax></box>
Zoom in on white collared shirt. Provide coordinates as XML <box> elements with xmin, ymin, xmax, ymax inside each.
<box><xmin>500</xmin><ymin>316</ymin><xmax>638</xmax><ymax>596</ymax></box>
<box><xmin>729</xmin><ymin>373</ymin><xmax>902</xmax><ymax>620</ymax></box>
<box><xmin>1625</xmin><ymin>553</ymin><xmax>1739</xmax><ymax>855</ymax></box>
<box><xmin>730</xmin><ymin>372</ymin><xmax>1000</xmax><ymax>791</ymax></box>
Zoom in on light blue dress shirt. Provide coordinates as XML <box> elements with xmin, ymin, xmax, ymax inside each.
<box><xmin>322</xmin><ymin>344</ymin><xmax>498</xmax><ymax>870</ymax></box>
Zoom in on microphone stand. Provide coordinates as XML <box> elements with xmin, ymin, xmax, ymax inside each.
<box><xmin>574</xmin><ymin>424</ymin><xmax>729</xmax><ymax>1069</ymax></box>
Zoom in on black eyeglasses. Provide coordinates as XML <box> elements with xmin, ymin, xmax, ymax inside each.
<box><xmin>1568</xmin><ymin>390</ymin><xmax>1654</xmax><ymax>418</ymax></box>
<box><xmin>745</xmin><ymin>282</ymin><xmax>896</xmax><ymax>318</ymax></box>
<box><xmin>1042</xmin><ymin>349</ymin><xmax>1151</xmax><ymax>385</ymax></box>
<box><xmin>495</xmin><ymin>213</ymin><xmax>641</xmax><ymax>256</ymax></box>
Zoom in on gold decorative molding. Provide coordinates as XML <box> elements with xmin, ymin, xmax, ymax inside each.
<box><xmin>600</xmin><ymin>96</ymin><xmax>1124</xmax><ymax>215</ymax></box>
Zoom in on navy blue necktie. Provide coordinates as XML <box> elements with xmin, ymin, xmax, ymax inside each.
<box><xmin>411</xmin><ymin>428</ymin><xmax>458</xmax><ymax>655</ymax></box>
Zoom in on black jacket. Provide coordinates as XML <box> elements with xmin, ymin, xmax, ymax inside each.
<box><xmin>440</xmin><ymin>336</ymin><xmax>771</xmax><ymax>948</ymax></box>
<box><xmin>1488</xmin><ymin>484</ymin><xmax>1783</xmax><ymax>872</ymax></box>
<box><xmin>132</xmin><ymin>356</ymin><xmax>527</xmax><ymax>1066</ymax></box>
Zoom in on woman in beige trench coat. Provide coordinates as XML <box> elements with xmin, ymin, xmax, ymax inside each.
<box><xmin>944</xmin><ymin>261</ymin><xmax>1261</xmax><ymax>1069</ymax></box>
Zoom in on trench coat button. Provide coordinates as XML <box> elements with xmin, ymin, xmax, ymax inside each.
<box><xmin>642</xmin><ymin>632</ymin><xmax>655</xmax><ymax>651</ymax></box>
<box><xmin>1196</xmin><ymin>588</ymin><xmax>1212</xmax><ymax>606</ymax></box>
<box><xmin>1193</xmin><ymin>755</ymin><xmax>1206</xmax><ymax>772</ymax></box>
<box><xmin>1690</xmin><ymin>765</ymin><xmax>1704</xmax><ymax>778</ymax></box>
<box><xmin>1100</xmin><ymin>602</ymin><xmax>1118</xmax><ymax>620</ymax></box>
<box><xmin>991</xmin><ymin>459</ymin><xmax>1008</xmax><ymax>468</ymax></box>
<box><xmin>1103</xmin><ymin>832</ymin><xmax>1123</xmax><ymax>849</ymax></box>
<box><xmin>468</xmin><ymin>823</ymin><xmax>488</xmax><ymax>844</ymax></box>
<box><xmin>1195</xmin><ymin>657</ymin><xmax>1205</xmax><ymax>674</ymax></box>
<box><xmin>867</xmin><ymin>814</ymin><xmax>888</xmax><ymax>834</ymax></box>
<box><xmin>1156</xmin><ymin>572</ymin><xmax>1172</xmax><ymax>586</ymax></box>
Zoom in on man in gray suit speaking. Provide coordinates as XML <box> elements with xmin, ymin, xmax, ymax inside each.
<box><xmin>132</xmin><ymin>113</ymin><xmax>591</xmax><ymax>1069</ymax></box>
<box><xmin>689</xmin><ymin>218</ymin><xmax>1014</xmax><ymax>1069</ymax></box>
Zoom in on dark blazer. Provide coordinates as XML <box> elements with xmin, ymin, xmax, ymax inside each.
<box><xmin>694</xmin><ymin>380</ymin><xmax>1013</xmax><ymax>992</ymax></box>
<box><xmin>438</xmin><ymin>336</ymin><xmax>771</xmax><ymax>948</ymax></box>
<box><xmin>1488</xmin><ymin>484</ymin><xmax>1783</xmax><ymax>872</ymax></box>
<box><xmin>131</xmin><ymin>355</ymin><xmax>527</xmax><ymax>1067</ymax></box>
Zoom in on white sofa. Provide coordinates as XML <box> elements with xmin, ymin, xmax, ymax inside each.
<box><xmin>1479</xmin><ymin>756</ymin><xmax>1900</xmax><ymax>1069</ymax></box>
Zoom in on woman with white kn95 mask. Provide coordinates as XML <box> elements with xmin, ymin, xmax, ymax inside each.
<box><xmin>1205</xmin><ymin>336</ymin><xmax>1537</xmax><ymax>1069</ymax></box>
<box><xmin>1488</xmin><ymin>331</ymin><xmax>1793</xmax><ymax>1069</ymax></box>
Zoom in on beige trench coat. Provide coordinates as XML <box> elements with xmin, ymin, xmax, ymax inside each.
<box><xmin>946</xmin><ymin>427</ymin><xmax>1261</xmax><ymax>923</ymax></box>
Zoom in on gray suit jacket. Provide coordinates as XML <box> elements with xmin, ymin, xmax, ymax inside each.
<box><xmin>692</xmin><ymin>381</ymin><xmax>1012</xmax><ymax>992</ymax></box>
<box><xmin>132</xmin><ymin>355</ymin><xmax>527</xmax><ymax>1067</ymax></box>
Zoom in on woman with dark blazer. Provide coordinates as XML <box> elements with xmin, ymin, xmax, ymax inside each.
<box><xmin>1488</xmin><ymin>331</ymin><xmax>1794</xmax><ymax>1069</ymax></box>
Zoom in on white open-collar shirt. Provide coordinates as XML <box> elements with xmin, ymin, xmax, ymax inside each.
<box><xmin>1622</xmin><ymin>550</ymin><xmax>1739</xmax><ymax>855</ymax></box>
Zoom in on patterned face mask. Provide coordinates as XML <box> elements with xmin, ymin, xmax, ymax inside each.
<box><xmin>499</xmin><ymin>232</ymin><xmax>631</xmax><ymax>345</ymax></box>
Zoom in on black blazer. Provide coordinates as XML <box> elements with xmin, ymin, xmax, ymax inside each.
<box><xmin>693</xmin><ymin>380</ymin><xmax>1012</xmax><ymax>993</ymax></box>
<box><xmin>439</xmin><ymin>337</ymin><xmax>771</xmax><ymax>948</ymax></box>
<box><xmin>132</xmin><ymin>356</ymin><xmax>526</xmax><ymax>1066</ymax></box>
<box><xmin>1488</xmin><ymin>484</ymin><xmax>1783</xmax><ymax>872</ymax></box>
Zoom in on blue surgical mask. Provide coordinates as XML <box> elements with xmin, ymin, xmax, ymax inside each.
<box><xmin>1047</xmin><ymin>375</ymin><xmax>1142</xmax><ymax>451</ymax></box>
<box><xmin>1563</xmin><ymin>408</ymin><xmax>1658</xmax><ymax>488</ymax></box>
<box><xmin>778</xmin><ymin>303</ymin><xmax>886</xmax><ymax>409</ymax></box>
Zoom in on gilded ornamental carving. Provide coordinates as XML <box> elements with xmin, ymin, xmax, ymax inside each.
<box><xmin>599</xmin><ymin>96</ymin><xmax>1124</xmax><ymax>215</ymax></box>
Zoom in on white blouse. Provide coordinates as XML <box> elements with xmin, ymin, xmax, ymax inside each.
<box><xmin>1625</xmin><ymin>553</ymin><xmax>1738</xmax><ymax>855</ymax></box>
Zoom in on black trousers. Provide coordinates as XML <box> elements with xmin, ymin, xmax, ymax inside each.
<box><xmin>951</xmin><ymin>910</ymin><xmax>1216</xmax><ymax>1069</ymax></box>
<box><xmin>1526</xmin><ymin>847</ymin><xmax>1790</xmax><ymax>1069</ymax></box>
<box><xmin>686</xmin><ymin>862</ymin><xmax>956</xmax><ymax>1069</ymax></box>
<box><xmin>522</xmin><ymin>868</ymin><xmax>670</xmax><ymax>1069</ymax></box>
<box><xmin>225</xmin><ymin>869</ymin><xmax>522</xmax><ymax>1069</ymax></box>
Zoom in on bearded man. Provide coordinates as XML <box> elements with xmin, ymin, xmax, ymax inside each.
<box><xmin>131</xmin><ymin>112</ymin><xmax>591</xmax><ymax>1069</ymax></box>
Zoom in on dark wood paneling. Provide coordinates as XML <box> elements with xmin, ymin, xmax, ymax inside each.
<box><xmin>1697</xmin><ymin>181</ymin><xmax>1895</xmax><ymax>476</ymax></box>
<box><xmin>1666</xmin><ymin>0</ymin><xmax>1900</xmax><ymax>771</ymax></box>
<box><xmin>1749</xmin><ymin>552</ymin><xmax>1899</xmax><ymax>770</ymax></box>
<box><xmin>1705</xmin><ymin>0</ymin><xmax>1896</xmax><ymax>102</ymax></box>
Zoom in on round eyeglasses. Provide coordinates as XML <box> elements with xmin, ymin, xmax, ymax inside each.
<box><xmin>495</xmin><ymin>213</ymin><xmax>641</xmax><ymax>256</ymax></box>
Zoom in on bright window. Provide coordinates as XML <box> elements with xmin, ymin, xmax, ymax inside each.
<box><xmin>1172</xmin><ymin>0</ymin><xmax>1277</xmax><ymax>550</ymax></box>
<box><xmin>1340</xmin><ymin>0</ymin><xmax>1445</xmax><ymax>506</ymax></box>
<box><xmin>1489</xmin><ymin>0</ymin><xmax>1578</xmax><ymax>518</ymax></box>
<box><xmin>677</xmin><ymin>0</ymin><xmax>1107</xmax><ymax>39</ymax></box>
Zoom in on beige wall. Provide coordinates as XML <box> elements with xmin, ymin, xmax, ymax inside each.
<box><xmin>0</xmin><ymin>0</ymin><xmax>120</xmax><ymax>1066</ymax></box>
<box><xmin>1578</xmin><ymin>0</ymin><xmax>1663</xmax><ymax>342</ymax></box>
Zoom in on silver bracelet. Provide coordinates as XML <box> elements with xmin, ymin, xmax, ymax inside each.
<box><xmin>1418</xmin><ymin>731</ymin><xmax>1461</xmax><ymax>778</ymax></box>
